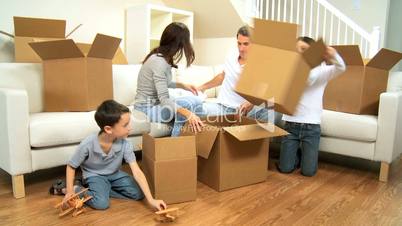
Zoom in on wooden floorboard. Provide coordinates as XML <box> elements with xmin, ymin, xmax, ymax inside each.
<box><xmin>1</xmin><ymin>158</ymin><xmax>402</xmax><ymax>226</ymax></box>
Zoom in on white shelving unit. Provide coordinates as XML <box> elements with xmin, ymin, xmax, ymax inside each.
<box><xmin>126</xmin><ymin>4</ymin><xmax>194</xmax><ymax>64</ymax></box>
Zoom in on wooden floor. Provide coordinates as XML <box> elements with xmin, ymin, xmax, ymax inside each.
<box><xmin>1</xmin><ymin>156</ymin><xmax>402</xmax><ymax>226</ymax></box>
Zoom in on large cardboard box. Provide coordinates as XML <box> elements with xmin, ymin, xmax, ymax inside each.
<box><xmin>234</xmin><ymin>19</ymin><xmax>326</xmax><ymax>115</ymax></box>
<box><xmin>0</xmin><ymin>16</ymin><xmax>81</xmax><ymax>63</ymax></box>
<box><xmin>183</xmin><ymin>115</ymin><xmax>287</xmax><ymax>192</ymax></box>
<box><xmin>142</xmin><ymin>134</ymin><xmax>197</xmax><ymax>204</ymax></box>
<box><xmin>323</xmin><ymin>45</ymin><xmax>402</xmax><ymax>115</ymax></box>
<box><xmin>29</xmin><ymin>34</ymin><xmax>121</xmax><ymax>112</ymax></box>
<box><xmin>76</xmin><ymin>43</ymin><xmax>128</xmax><ymax>64</ymax></box>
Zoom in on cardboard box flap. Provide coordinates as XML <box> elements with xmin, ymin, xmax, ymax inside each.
<box><xmin>332</xmin><ymin>45</ymin><xmax>363</xmax><ymax>65</ymax></box>
<box><xmin>366</xmin><ymin>48</ymin><xmax>402</xmax><ymax>70</ymax></box>
<box><xmin>302</xmin><ymin>38</ymin><xmax>326</xmax><ymax>68</ymax></box>
<box><xmin>29</xmin><ymin>39</ymin><xmax>84</xmax><ymax>60</ymax></box>
<box><xmin>253</xmin><ymin>19</ymin><xmax>298</xmax><ymax>52</ymax></box>
<box><xmin>195</xmin><ymin>127</ymin><xmax>219</xmax><ymax>159</ymax></box>
<box><xmin>87</xmin><ymin>34</ymin><xmax>121</xmax><ymax>59</ymax></box>
<box><xmin>223</xmin><ymin>124</ymin><xmax>287</xmax><ymax>141</ymax></box>
<box><xmin>14</xmin><ymin>16</ymin><xmax>66</xmax><ymax>38</ymax></box>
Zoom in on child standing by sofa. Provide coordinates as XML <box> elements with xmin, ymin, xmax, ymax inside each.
<box><xmin>278</xmin><ymin>37</ymin><xmax>346</xmax><ymax>176</ymax></box>
<box><xmin>57</xmin><ymin>100</ymin><xmax>166</xmax><ymax>211</ymax></box>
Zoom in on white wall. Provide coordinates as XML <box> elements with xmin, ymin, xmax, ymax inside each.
<box><xmin>385</xmin><ymin>0</ymin><xmax>402</xmax><ymax>71</ymax></box>
<box><xmin>0</xmin><ymin>0</ymin><xmax>164</xmax><ymax>62</ymax></box>
<box><xmin>193</xmin><ymin>37</ymin><xmax>237</xmax><ymax>65</ymax></box>
<box><xmin>327</xmin><ymin>0</ymin><xmax>390</xmax><ymax>47</ymax></box>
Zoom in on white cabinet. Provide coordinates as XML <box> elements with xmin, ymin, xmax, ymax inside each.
<box><xmin>126</xmin><ymin>4</ymin><xmax>194</xmax><ymax>64</ymax></box>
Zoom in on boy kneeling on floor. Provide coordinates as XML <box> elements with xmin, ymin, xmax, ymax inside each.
<box><xmin>53</xmin><ymin>100</ymin><xmax>166</xmax><ymax>211</ymax></box>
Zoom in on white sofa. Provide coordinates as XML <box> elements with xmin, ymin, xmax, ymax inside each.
<box><xmin>1</xmin><ymin>62</ymin><xmax>401</xmax><ymax>198</ymax></box>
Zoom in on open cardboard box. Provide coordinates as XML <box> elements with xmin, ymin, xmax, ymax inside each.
<box><xmin>76</xmin><ymin>43</ymin><xmax>128</xmax><ymax>64</ymax></box>
<box><xmin>29</xmin><ymin>33</ymin><xmax>121</xmax><ymax>112</ymax></box>
<box><xmin>323</xmin><ymin>45</ymin><xmax>402</xmax><ymax>115</ymax></box>
<box><xmin>0</xmin><ymin>16</ymin><xmax>81</xmax><ymax>63</ymax></box>
<box><xmin>182</xmin><ymin>115</ymin><xmax>287</xmax><ymax>192</ymax></box>
<box><xmin>142</xmin><ymin>133</ymin><xmax>197</xmax><ymax>204</ymax></box>
<box><xmin>234</xmin><ymin>19</ymin><xmax>326</xmax><ymax>115</ymax></box>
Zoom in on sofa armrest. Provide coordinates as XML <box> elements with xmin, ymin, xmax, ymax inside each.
<box><xmin>374</xmin><ymin>91</ymin><xmax>402</xmax><ymax>163</ymax></box>
<box><xmin>0</xmin><ymin>88</ymin><xmax>32</xmax><ymax>175</ymax></box>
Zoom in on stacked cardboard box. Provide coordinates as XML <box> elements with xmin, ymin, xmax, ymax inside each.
<box><xmin>29</xmin><ymin>33</ymin><xmax>121</xmax><ymax>112</ymax></box>
<box><xmin>324</xmin><ymin>45</ymin><xmax>402</xmax><ymax>115</ymax></box>
<box><xmin>142</xmin><ymin>134</ymin><xmax>197</xmax><ymax>204</ymax></box>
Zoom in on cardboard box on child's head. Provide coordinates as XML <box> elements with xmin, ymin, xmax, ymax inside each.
<box><xmin>29</xmin><ymin>34</ymin><xmax>121</xmax><ymax>112</ymax></box>
<box><xmin>234</xmin><ymin>19</ymin><xmax>326</xmax><ymax>115</ymax></box>
<box><xmin>324</xmin><ymin>45</ymin><xmax>402</xmax><ymax>115</ymax></box>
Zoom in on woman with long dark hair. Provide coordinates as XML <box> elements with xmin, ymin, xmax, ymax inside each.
<box><xmin>134</xmin><ymin>22</ymin><xmax>204</xmax><ymax>136</ymax></box>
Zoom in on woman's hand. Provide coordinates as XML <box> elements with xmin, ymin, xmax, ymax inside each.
<box><xmin>182</xmin><ymin>83</ymin><xmax>198</xmax><ymax>95</ymax></box>
<box><xmin>187</xmin><ymin>113</ymin><xmax>204</xmax><ymax>133</ymax></box>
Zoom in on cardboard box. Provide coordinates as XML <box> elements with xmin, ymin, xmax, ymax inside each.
<box><xmin>183</xmin><ymin>115</ymin><xmax>287</xmax><ymax>192</ymax></box>
<box><xmin>323</xmin><ymin>45</ymin><xmax>402</xmax><ymax>115</ymax></box>
<box><xmin>142</xmin><ymin>134</ymin><xmax>197</xmax><ymax>204</ymax></box>
<box><xmin>29</xmin><ymin>34</ymin><xmax>121</xmax><ymax>112</ymax></box>
<box><xmin>76</xmin><ymin>43</ymin><xmax>128</xmax><ymax>64</ymax></box>
<box><xmin>0</xmin><ymin>16</ymin><xmax>81</xmax><ymax>63</ymax></box>
<box><xmin>234</xmin><ymin>19</ymin><xmax>326</xmax><ymax>115</ymax></box>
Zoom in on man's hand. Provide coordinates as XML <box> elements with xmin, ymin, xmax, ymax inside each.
<box><xmin>149</xmin><ymin>198</ymin><xmax>167</xmax><ymax>211</ymax></box>
<box><xmin>238</xmin><ymin>101</ymin><xmax>254</xmax><ymax>116</ymax></box>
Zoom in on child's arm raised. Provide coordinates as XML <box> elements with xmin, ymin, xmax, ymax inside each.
<box><xmin>129</xmin><ymin>161</ymin><xmax>167</xmax><ymax>211</ymax></box>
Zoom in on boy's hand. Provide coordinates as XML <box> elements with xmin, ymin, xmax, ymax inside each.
<box><xmin>62</xmin><ymin>192</ymin><xmax>75</xmax><ymax>207</ymax></box>
<box><xmin>149</xmin><ymin>199</ymin><xmax>167</xmax><ymax>211</ymax></box>
<box><xmin>324</xmin><ymin>46</ymin><xmax>337</xmax><ymax>63</ymax></box>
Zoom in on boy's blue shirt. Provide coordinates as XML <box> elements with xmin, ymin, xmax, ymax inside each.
<box><xmin>68</xmin><ymin>133</ymin><xmax>136</xmax><ymax>179</ymax></box>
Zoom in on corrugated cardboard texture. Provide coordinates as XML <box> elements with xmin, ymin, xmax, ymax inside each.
<box><xmin>324</xmin><ymin>46</ymin><xmax>402</xmax><ymax>115</ymax></box>
<box><xmin>142</xmin><ymin>134</ymin><xmax>197</xmax><ymax>204</ymax></box>
<box><xmin>14</xmin><ymin>16</ymin><xmax>65</xmax><ymax>38</ymax></box>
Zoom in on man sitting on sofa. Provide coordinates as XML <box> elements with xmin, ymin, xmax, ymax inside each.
<box><xmin>196</xmin><ymin>26</ymin><xmax>271</xmax><ymax>122</ymax></box>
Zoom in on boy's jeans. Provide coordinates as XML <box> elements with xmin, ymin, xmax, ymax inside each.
<box><xmin>134</xmin><ymin>96</ymin><xmax>203</xmax><ymax>137</ymax></box>
<box><xmin>84</xmin><ymin>170</ymin><xmax>144</xmax><ymax>210</ymax></box>
<box><xmin>279</xmin><ymin>121</ymin><xmax>321</xmax><ymax>176</ymax></box>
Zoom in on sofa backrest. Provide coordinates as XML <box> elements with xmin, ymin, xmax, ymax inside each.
<box><xmin>387</xmin><ymin>71</ymin><xmax>402</xmax><ymax>92</ymax></box>
<box><xmin>0</xmin><ymin>63</ymin><xmax>141</xmax><ymax>113</ymax></box>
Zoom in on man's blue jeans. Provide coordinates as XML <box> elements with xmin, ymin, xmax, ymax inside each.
<box><xmin>134</xmin><ymin>96</ymin><xmax>203</xmax><ymax>137</ymax></box>
<box><xmin>279</xmin><ymin>121</ymin><xmax>321</xmax><ymax>176</ymax></box>
<box><xmin>201</xmin><ymin>102</ymin><xmax>272</xmax><ymax>122</ymax></box>
<box><xmin>84</xmin><ymin>170</ymin><xmax>144</xmax><ymax>210</ymax></box>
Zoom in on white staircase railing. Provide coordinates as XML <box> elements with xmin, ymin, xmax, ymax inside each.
<box><xmin>249</xmin><ymin>0</ymin><xmax>381</xmax><ymax>58</ymax></box>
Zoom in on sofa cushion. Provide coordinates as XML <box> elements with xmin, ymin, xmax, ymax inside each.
<box><xmin>175</xmin><ymin>65</ymin><xmax>216</xmax><ymax>98</ymax></box>
<box><xmin>29</xmin><ymin>107</ymin><xmax>150</xmax><ymax>148</ymax></box>
<box><xmin>113</xmin><ymin>64</ymin><xmax>141</xmax><ymax>106</ymax></box>
<box><xmin>387</xmin><ymin>71</ymin><xmax>402</xmax><ymax>92</ymax></box>
<box><xmin>321</xmin><ymin>110</ymin><xmax>377</xmax><ymax>142</ymax></box>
